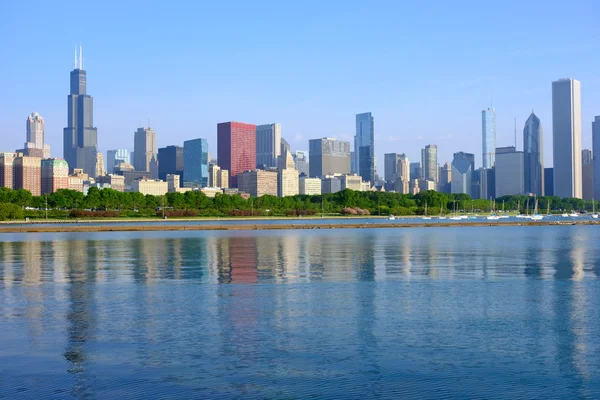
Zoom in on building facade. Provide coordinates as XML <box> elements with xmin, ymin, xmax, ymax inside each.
<box><xmin>355</xmin><ymin>112</ymin><xmax>375</xmax><ymax>184</ymax></box>
<box><xmin>409</xmin><ymin>162</ymin><xmax>422</xmax><ymax>181</ymax></box>
<box><xmin>133</xmin><ymin>127</ymin><xmax>157</xmax><ymax>172</ymax></box>
<box><xmin>340</xmin><ymin>174</ymin><xmax>363</xmax><ymax>191</ymax></box>
<box><xmin>41</xmin><ymin>158</ymin><xmax>69</xmax><ymax>194</ymax></box>
<box><xmin>63</xmin><ymin>47</ymin><xmax>98</xmax><ymax>177</ymax></box>
<box><xmin>421</xmin><ymin>144</ymin><xmax>438</xmax><ymax>183</ymax></box>
<box><xmin>278</xmin><ymin>150</ymin><xmax>299</xmax><ymax>197</ymax></box>
<box><xmin>582</xmin><ymin>149</ymin><xmax>594</xmax><ymax>200</ymax></box>
<box><xmin>132</xmin><ymin>179</ymin><xmax>169</xmax><ymax>196</ymax></box>
<box><xmin>523</xmin><ymin>111</ymin><xmax>544</xmax><ymax>196</ymax></box>
<box><xmin>544</xmin><ymin>168</ymin><xmax>554</xmax><ymax>196</ymax></box>
<box><xmin>299</xmin><ymin>176</ymin><xmax>321</xmax><ymax>195</ymax></box>
<box><xmin>158</xmin><ymin>145</ymin><xmax>184</xmax><ymax>182</ymax></box>
<box><xmin>95</xmin><ymin>174</ymin><xmax>125</xmax><ymax>192</ymax></box>
<box><xmin>439</xmin><ymin>162</ymin><xmax>452</xmax><ymax>193</ymax></box>
<box><xmin>495</xmin><ymin>146</ymin><xmax>524</xmax><ymax>197</ymax></box>
<box><xmin>309</xmin><ymin>138</ymin><xmax>350</xmax><ymax>178</ymax></box>
<box><xmin>293</xmin><ymin>151</ymin><xmax>309</xmax><ymax>176</ymax></box>
<box><xmin>592</xmin><ymin>117</ymin><xmax>600</xmax><ymax>200</ymax></box>
<box><xmin>237</xmin><ymin>170</ymin><xmax>278</xmax><ymax>197</ymax></box>
<box><xmin>13</xmin><ymin>155</ymin><xmax>41</xmax><ymax>196</ymax></box>
<box><xmin>0</xmin><ymin>153</ymin><xmax>15</xmax><ymax>189</ymax></box>
<box><xmin>482</xmin><ymin>106</ymin><xmax>496</xmax><ymax>168</ymax></box>
<box><xmin>321</xmin><ymin>175</ymin><xmax>342</xmax><ymax>194</ymax></box>
<box><xmin>451</xmin><ymin>153</ymin><xmax>472</xmax><ymax>195</ymax></box>
<box><xmin>24</xmin><ymin>112</ymin><xmax>50</xmax><ymax>158</ymax></box>
<box><xmin>106</xmin><ymin>149</ymin><xmax>129</xmax><ymax>174</ymax></box>
<box><xmin>217</xmin><ymin>122</ymin><xmax>256</xmax><ymax>188</ymax></box>
<box><xmin>552</xmin><ymin>78</ymin><xmax>582</xmax><ymax>198</ymax></box>
<box><xmin>183</xmin><ymin>138</ymin><xmax>209</xmax><ymax>188</ymax></box>
<box><xmin>256</xmin><ymin>123</ymin><xmax>281</xmax><ymax>169</ymax></box>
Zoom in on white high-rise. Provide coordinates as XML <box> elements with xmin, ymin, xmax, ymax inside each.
<box><xmin>552</xmin><ymin>78</ymin><xmax>582</xmax><ymax>199</ymax></box>
<box><xmin>25</xmin><ymin>112</ymin><xmax>50</xmax><ymax>158</ymax></box>
<box><xmin>482</xmin><ymin>107</ymin><xmax>496</xmax><ymax>168</ymax></box>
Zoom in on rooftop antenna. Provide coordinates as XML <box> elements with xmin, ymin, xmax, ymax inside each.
<box><xmin>73</xmin><ymin>47</ymin><xmax>77</xmax><ymax>69</ymax></box>
<box><xmin>79</xmin><ymin>44</ymin><xmax>83</xmax><ymax>70</ymax></box>
<box><xmin>514</xmin><ymin>117</ymin><xmax>517</xmax><ymax>149</ymax></box>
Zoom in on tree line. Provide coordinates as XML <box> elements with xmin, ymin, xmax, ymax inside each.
<box><xmin>0</xmin><ymin>186</ymin><xmax>596</xmax><ymax>220</ymax></box>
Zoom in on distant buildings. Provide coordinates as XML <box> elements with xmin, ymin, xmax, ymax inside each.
<box><xmin>544</xmin><ymin>168</ymin><xmax>554</xmax><ymax>196</ymax></box>
<box><xmin>355</xmin><ymin>112</ymin><xmax>375</xmax><ymax>184</ymax></box>
<box><xmin>278</xmin><ymin>150</ymin><xmax>299</xmax><ymax>197</ymax></box>
<box><xmin>482</xmin><ymin>106</ymin><xmax>496</xmax><ymax>168</ymax></box>
<box><xmin>237</xmin><ymin>170</ymin><xmax>277</xmax><ymax>197</ymax></box>
<box><xmin>217</xmin><ymin>122</ymin><xmax>256</xmax><ymax>188</ymax></box>
<box><xmin>13</xmin><ymin>155</ymin><xmax>41</xmax><ymax>196</ymax></box>
<box><xmin>293</xmin><ymin>151</ymin><xmax>309</xmax><ymax>176</ymax></box>
<box><xmin>593</xmin><ymin>117</ymin><xmax>600</xmax><ymax>200</ymax></box>
<box><xmin>96</xmin><ymin>174</ymin><xmax>125</xmax><ymax>192</ymax></box>
<box><xmin>158</xmin><ymin>145</ymin><xmax>183</xmax><ymax>183</ymax></box>
<box><xmin>582</xmin><ymin>149</ymin><xmax>594</xmax><ymax>200</ymax></box>
<box><xmin>63</xmin><ymin>47</ymin><xmax>98</xmax><ymax>177</ymax></box>
<box><xmin>478</xmin><ymin>168</ymin><xmax>494</xmax><ymax>200</ymax></box>
<box><xmin>106</xmin><ymin>149</ymin><xmax>129</xmax><ymax>174</ymax></box>
<box><xmin>421</xmin><ymin>145</ymin><xmax>438</xmax><ymax>183</ymax></box>
<box><xmin>340</xmin><ymin>174</ymin><xmax>362</xmax><ymax>191</ymax></box>
<box><xmin>495</xmin><ymin>146</ymin><xmax>524</xmax><ymax>197</ymax></box>
<box><xmin>0</xmin><ymin>153</ymin><xmax>15</xmax><ymax>189</ymax></box>
<box><xmin>395</xmin><ymin>154</ymin><xmax>410</xmax><ymax>194</ymax></box>
<box><xmin>41</xmin><ymin>158</ymin><xmax>69</xmax><ymax>195</ymax></box>
<box><xmin>439</xmin><ymin>162</ymin><xmax>452</xmax><ymax>193</ymax></box>
<box><xmin>552</xmin><ymin>78</ymin><xmax>582</xmax><ymax>198</ymax></box>
<box><xmin>133</xmin><ymin>127</ymin><xmax>157</xmax><ymax>173</ymax></box>
<box><xmin>208</xmin><ymin>164</ymin><xmax>229</xmax><ymax>188</ymax></box>
<box><xmin>523</xmin><ymin>111</ymin><xmax>544</xmax><ymax>196</ymax></box>
<box><xmin>183</xmin><ymin>138</ymin><xmax>209</xmax><ymax>188</ymax></box>
<box><xmin>409</xmin><ymin>162</ymin><xmax>421</xmax><ymax>182</ymax></box>
<box><xmin>24</xmin><ymin>112</ymin><xmax>50</xmax><ymax>158</ymax></box>
<box><xmin>299</xmin><ymin>176</ymin><xmax>321</xmax><ymax>195</ymax></box>
<box><xmin>95</xmin><ymin>152</ymin><xmax>105</xmax><ymax>178</ymax></box>
<box><xmin>308</xmin><ymin>138</ymin><xmax>350</xmax><ymax>178</ymax></box>
<box><xmin>384</xmin><ymin>153</ymin><xmax>409</xmax><ymax>191</ymax></box>
<box><xmin>451</xmin><ymin>152</ymin><xmax>472</xmax><ymax>195</ymax></box>
<box><xmin>132</xmin><ymin>178</ymin><xmax>168</xmax><ymax>196</ymax></box>
<box><xmin>256</xmin><ymin>123</ymin><xmax>281</xmax><ymax>169</ymax></box>
<box><xmin>321</xmin><ymin>175</ymin><xmax>342</xmax><ymax>194</ymax></box>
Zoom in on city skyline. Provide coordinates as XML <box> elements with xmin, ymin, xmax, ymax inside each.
<box><xmin>1</xmin><ymin>2</ymin><xmax>599</xmax><ymax>174</ymax></box>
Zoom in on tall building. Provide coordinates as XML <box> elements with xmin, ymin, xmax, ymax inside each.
<box><xmin>293</xmin><ymin>151</ymin><xmax>309</xmax><ymax>176</ymax></box>
<box><xmin>133</xmin><ymin>127</ymin><xmax>157</xmax><ymax>172</ymax></box>
<box><xmin>395</xmin><ymin>154</ymin><xmax>410</xmax><ymax>194</ymax></box>
<box><xmin>278</xmin><ymin>149</ymin><xmax>299</xmax><ymax>197</ymax></box>
<box><xmin>256</xmin><ymin>123</ymin><xmax>281</xmax><ymax>169</ymax></box>
<box><xmin>384</xmin><ymin>153</ymin><xmax>402</xmax><ymax>190</ymax></box>
<box><xmin>421</xmin><ymin>144</ymin><xmax>438</xmax><ymax>183</ymax></box>
<box><xmin>237</xmin><ymin>170</ymin><xmax>278</xmax><ymax>197</ymax></box>
<box><xmin>13</xmin><ymin>155</ymin><xmax>41</xmax><ymax>196</ymax></box>
<box><xmin>409</xmin><ymin>162</ymin><xmax>422</xmax><ymax>181</ymax></box>
<box><xmin>308</xmin><ymin>138</ymin><xmax>350</xmax><ymax>178</ymax></box>
<box><xmin>354</xmin><ymin>112</ymin><xmax>375</xmax><ymax>184</ymax></box>
<box><xmin>209</xmin><ymin>163</ymin><xmax>221</xmax><ymax>187</ymax></box>
<box><xmin>439</xmin><ymin>162</ymin><xmax>452</xmax><ymax>193</ymax></box>
<box><xmin>41</xmin><ymin>158</ymin><xmax>69</xmax><ymax>194</ymax></box>
<box><xmin>523</xmin><ymin>111</ymin><xmax>544</xmax><ymax>196</ymax></box>
<box><xmin>95</xmin><ymin>152</ymin><xmax>105</xmax><ymax>178</ymax></box>
<box><xmin>482</xmin><ymin>106</ymin><xmax>496</xmax><ymax>168</ymax></box>
<box><xmin>158</xmin><ymin>145</ymin><xmax>184</xmax><ymax>182</ymax></box>
<box><xmin>478</xmin><ymin>168</ymin><xmax>494</xmax><ymax>200</ymax></box>
<box><xmin>183</xmin><ymin>138</ymin><xmax>209</xmax><ymax>188</ymax></box>
<box><xmin>217</xmin><ymin>122</ymin><xmax>256</xmax><ymax>188</ymax></box>
<box><xmin>63</xmin><ymin>46</ymin><xmax>98</xmax><ymax>177</ymax></box>
<box><xmin>106</xmin><ymin>149</ymin><xmax>129</xmax><ymax>174</ymax></box>
<box><xmin>544</xmin><ymin>168</ymin><xmax>554</xmax><ymax>196</ymax></box>
<box><xmin>149</xmin><ymin>155</ymin><xmax>159</xmax><ymax>179</ymax></box>
<box><xmin>552</xmin><ymin>78</ymin><xmax>582</xmax><ymax>198</ymax></box>
<box><xmin>582</xmin><ymin>149</ymin><xmax>594</xmax><ymax>200</ymax></box>
<box><xmin>495</xmin><ymin>146</ymin><xmax>524</xmax><ymax>197</ymax></box>
<box><xmin>24</xmin><ymin>112</ymin><xmax>50</xmax><ymax>158</ymax></box>
<box><xmin>451</xmin><ymin>153</ymin><xmax>472</xmax><ymax>195</ymax></box>
<box><xmin>592</xmin><ymin>117</ymin><xmax>600</xmax><ymax>200</ymax></box>
<box><xmin>0</xmin><ymin>153</ymin><xmax>15</xmax><ymax>189</ymax></box>
<box><xmin>280</xmin><ymin>138</ymin><xmax>291</xmax><ymax>157</ymax></box>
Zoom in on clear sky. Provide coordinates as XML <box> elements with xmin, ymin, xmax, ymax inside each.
<box><xmin>1</xmin><ymin>0</ymin><xmax>599</xmax><ymax>172</ymax></box>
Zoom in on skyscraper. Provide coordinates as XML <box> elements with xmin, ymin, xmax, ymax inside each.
<box><xmin>592</xmin><ymin>117</ymin><xmax>600</xmax><ymax>200</ymax></box>
<box><xmin>183</xmin><ymin>138</ymin><xmax>209</xmax><ymax>188</ymax></box>
<box><xmin>158</xmin><ymin>145</ymin><xmax>184</xmax><ymax>182</ymax></box>
<box><xmin>451</xmin><ymin>153</ymin><xmax>472</xmax><ymax>195</ymax></box>
<box><xmin>421</xmin><ymin>144</ymin><xmax>438</xmax><ymax>183</ymax></box>
<box><xmin>24</xmin><ymin>112</ymin><xmax>50</xmax><ymax>158</ymax></box>
<box><xmin>482</xmin><ymin>106</ymin><xmax>496</xmax><ymax>168</ymax></box>
<box><xmin>355</xmin><ymin>112</ymin><xmax>375</xmax><ymax>184</ymax></box>
<box><xmin>106</xmin><ymin>149</ymin><xmax>130</xmax><ymax>174</ymax></box>
<box><xmin>396</xmin><ymin>154</ymin><xmax>410</xmax><ymax>194</ymax></box>
<box><xmin>217</xmin><ymin>122</ymin><xmax>256</xmax><ymax>188</ymax></box>
<box><xmin>63</xmin><ymin>46</ymin><xmax>98</xmax><ymax>176</ymax></box>
<box><xmin>133</xmin><ymin>127</ymin><xmax>157</xmax><ymax>172</ymax></box>
<box><xmin>495</xmin><ymin>146</ymin><xmax>524</xmax><ymax>197</ymax></box>
<box><xmin>409</xmin><ymin>162</ymin><xmax>422</xmax><ymax>181</ymax></box>
<box><xmin>384</xmin><ymin>153</ymin><xmax>401</xmax><ymax>190</ymax></box>
<box><xmin>552</xmin><ymin>78</ymin><xmax>582</xmax><ymax>198</ymax></box>
<box><xmin>256</xmin><ymin>123</ymin><xmax>281</xmax><ymax>169</ymax></box>
<box><xmin>523</xmin><ymin>111</ymin><xmax>544</xmax><ymax>196</ymax></box>
<box><xmin>582</xmin><ymin>149</ymin><xmax>594</xmax><ymax>200</ymax></box>
<box><xmin>308</xmin><ymin>138</ymin><xmax>350</xmax><ymax>178</ymax></box>
<box><xmin>278</xmin><ymin>149</ymin><xmax>299</xmax><ymax>197</ymax></box>
<box><xmin>292</xmin><ymin>151</ymin><xmax>309</xmax><ymax>176</ymax></box>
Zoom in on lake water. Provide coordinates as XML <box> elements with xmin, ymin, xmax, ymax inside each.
<box><xmin>1</xmin><ymin>226</ymin><xmax>600</xmax><ymax>399</ymax></box>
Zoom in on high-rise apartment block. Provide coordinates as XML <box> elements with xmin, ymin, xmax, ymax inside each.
<box><xmin>183</xmin><ymin>138</ymin><xmax>209</xmax><ymax>187</ymax></box>
<box><xmin>482</xmin><ymin>106</ymin><xmax>496</xmax><ymax>168</ymax></box>
<box><xmin>237</xmin><ymin>170</ymin><xmax>278</xmax><ymax>197</ymax></box>
<box><xmin>63</xmin><ymin>47</ymin><xmax>98</xmax><ymax>177</ymax></box>
<box><xmin>217</xmin><ymin>122</ymin><xmax>256</xmax><ymax>188</ymax></box>
<box><xmin>355</xmin><ymin>112</ymin><xmax>375</xmax><ymax>184</ymax></box>
<box><xmin>523</xmin><ymin>111</ymin><xmax>544</xmax><ymax>196</ymax></box>
<box><xmin>421</xmin><ymin>144</ymin><xmax>438</xmax><ymax>183</ymax></box>
<box><xmin>0</xmin><ymin>153</ymin><xmax>15</xmax><ymax>189</ymax></box>
<box><xmin>158</xmin><ymin>145</ymin><xmax>184</xmax><ymax>182</ymax></box>
<box><xmin>24</xmin><ymin>112</ymin><xmax>50</xmax><ymax>158</ymax></box>
<box><xmin>552</xmin><ymin>78</ymin><xmax>582</xmax><ymax>198</ymax></box>
<box><xmin>106</xmin><ymin>149</ymin><xmax>129</xmax><ymax>174</ymax></box>
<box><xmin>13</xmin><ymin>155</ymin><xmax>41</xmax><ymax>196</ymax></box>
<box><xmin>256</xmin><ymin>123</ymin><xmax>281</xmax><ymax>169</ymax></box>
<box><xmin>495</xmin><ymin>146</ymin><xmax>524</xmax><ymax>197</ymax></box>
<box><xmin>41</xmin><ymin>158</ymin><xmax>69</xmax><ymax>195</ymax></box>
<box><xmin>133</xmin><ymin>127</ymin><xmax>157</xmax><ymax>173</ymax></box>
<box><xmin>582</xmin><ymin>149</ymin><xmax>594</xmax><ymax>200</ymax></box>
<box><xmin>308</xmin><ymin>138</ymin><xmax>350</xmax><ymax>178</ymax></box>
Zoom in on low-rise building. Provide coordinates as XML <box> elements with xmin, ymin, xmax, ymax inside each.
<box><xmin>41</xmin><ymin>158</ymin><xmax>69</xmax><ymax>194</ymax></box>
<box><xmin>237</xmin><ymin>170</ymin><xmax>278</xmax><ymax>197</ymax></box>
<box><xmin>322</xmin><ymin>175</ymin><xmax>342</xmax><ymax>194</ymax></box>
<box><xmin>132</xmin><ymin>178</ymin><xmax>169</xmax><ymax>196</ymax></box>
<box><xmin>418</xmin><ymin>179</ymin><xmax>436</xmax><ymax>192</ymax></box>
<box><xmin>299</xmin><ymin>176</ymin><xmax>321</xmax><ymax>195</ymax></box>
<box><xmin>95</xmin><ymin>174</ymin><xmax>125</xmax><ymax>192</ymax></box>
<box><xmin>340</xmin><ymin>174</ymin><xmax>363</xmax><ymax>191</ymax></box>
<box><xmin>201</xmin><ymin>187</ymin><xmax>222</xmax><ymax>198</ymax></box>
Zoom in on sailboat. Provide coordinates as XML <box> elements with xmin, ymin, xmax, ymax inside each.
<box><xmin>546</xmin><ymin>200</ymin><xmax>552</xmax><ymax>217</ymax></box>
<box><xmin>449</xmin><ymin>200</ymin><xmax>462</xmax><ymax>220</ymax></box>
<box><xmin>422</xmin><ymin>202</ymin><xmax>432</xmax><ymax>220</ymax></box>
<box><xmin>515</xmin><ymin>200</ymin><xmax>526</xmax><ymax>218</ymax></box>
<box><xmin>487</xmin><ymin>198</ymin><xmax>500</xmax><ymax>220</ymax></box>
<box><xmin>592</xmin><ymin>199</ymin><xmax>599</xmax><ymax>219</ymax></box>
<box><xmin>530</xmin><ymin>197</ymin><xmax>543</xmax><ymax>220</ymax></box>
<box><xmin>438</xmin><ymin>205</ymin><xmax>447</xmax><ymax>220</ymax></box>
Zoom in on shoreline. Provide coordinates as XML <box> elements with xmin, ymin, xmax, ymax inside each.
<box><xmin>0</xmin><ymin>219</ymin><xmax>596</xmax><ymax>233</ymax></box>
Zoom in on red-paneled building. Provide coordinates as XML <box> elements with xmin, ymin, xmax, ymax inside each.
<box><xmin>217</xmin><ymin>122</ymin><xmax>256</xmax><ymax>188</ymax></box>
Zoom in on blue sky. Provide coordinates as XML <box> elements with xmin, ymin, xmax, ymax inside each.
<box><xmin>1</xmin><ymin>0</ymin><xmax>599</xmax><ymax>172</ymax></box>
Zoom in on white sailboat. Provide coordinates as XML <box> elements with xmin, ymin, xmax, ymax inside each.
<box><xmin>530</xmin><ymin>197</ymin><xmax>543</xmax><ymax>220</ymax></box>
<box><xmin>592</xmin><ymin>199</ymin><xmax>599</xmax><ymax>219</ymax></box>
<box><xmin>422</xmin><ymin>202</ymin><xmax>432</xmax><ymax>220</ymax></box>
<box><xmin>449</xmin><ymin>200</ymin><xmax>462</xmax><ymax>220</ymax></box>
<box><xmin>487</xmin><ymin>198</ymin><xmax>500</xmax><ymax>220</ymax></box>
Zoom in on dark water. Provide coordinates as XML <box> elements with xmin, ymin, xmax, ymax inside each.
<box><xmin>1</xmin><ymin>226</ymin><xmax>600</xmax><ymax>399</ymax></box>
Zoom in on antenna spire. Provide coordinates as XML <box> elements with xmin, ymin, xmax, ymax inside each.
<box><xmin>514</xmin><ymin>117</ymin><xmax>517</xmax><ymax>149</ymax></box>
<box><xmin>73</xmin><ymin>47</ymin><xmax>77</xmax><ymax>69</ymax></box>
<box><xmin>79</xmin><ymin>44</ymin><xmax>83</xmax><ymax>70</ymax></box>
